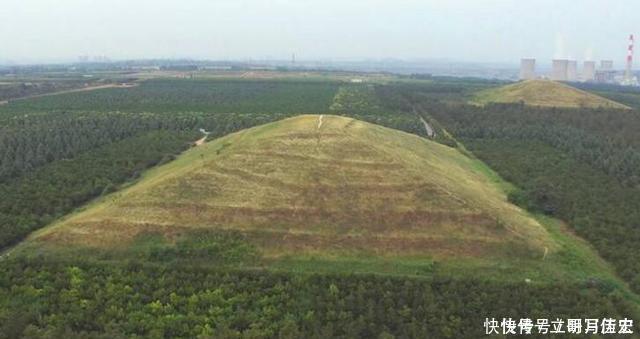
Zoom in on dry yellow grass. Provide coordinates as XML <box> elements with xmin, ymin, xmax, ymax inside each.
<box><xmin>473</xmin><ymin>80</ymin><xmax>630</xmax><ymax>109</ymax></box>
<box><xmin>32</xmin><ymin>115</ymin><xmax>557</xmax><ymax>260</ymax></box>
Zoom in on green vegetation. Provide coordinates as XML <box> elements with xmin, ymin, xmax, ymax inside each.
<box><xmin>330</xmin><ymin>85</ymin><xmax>384</xmax><ymax>114</ymax></box>
<box><xmin>3</xmin><ymin>75</ymin><xmax>640</xmax><ymax>338</ymax></box>
<box><xmin>329</xmin><ymin>84</ymin><xmax>428</xmax><ymax>137</ymax></box>
<box><xmin>0</xmin><ymin>79</ymin><xmax>340</xmax><ymax>115</ymax></box>
<box><xmin>0</xmin><ymin>78</ymin><xmax>103</xmax><ymax>102</ymax></box>
<box><xmin>18</xmin><ymin>114</ymin><xmax>632</xmax><ymax>300</ymax></box>
<box><xmin>472</xmin><ymin>80</ymin><xmax>630</xmax><ymax>109</ymax></box>
<box><xmin>428</xmin><ymin>101</ymin><xmax>640</xmax><ymax>293</ymax></box>
<box><xmin>1</xmin><ymin>256</ymin><xmax>637</xmax><ymax>338</ymax></box>
<box><xmin>0</xmin><ymin>111</ymin><xmax>297</xmax><ymax>181</ymax></box>
<box><xmin>0</xmin><ymin>79</ymin><xmax>433</xmax><ymax>256</ymax></box>
<box><xmin>573</xmin><ymin>82</ymin><xmax>640</xmax><ymax>110</ymax></box>
<box><xmin>0</xmin><ymin>130</ymin><xmax>197</xmax><ymax>250</ymax></box>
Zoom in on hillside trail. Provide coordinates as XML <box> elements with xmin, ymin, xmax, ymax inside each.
<box><xmin>195</xmin><ymin>136</ymin><xmax>207</xmax><ymax>146</ymax></box>
<box><xmin>412</xmin><ymin>107</ymin><xmax>436</xmax><ymax>138</ymax></box>
<box><xmin>314</xmin><ymin>115</ymin><xmax>324</xmax><ymax>150</ymax></box>
<box><xmin>419</xmin><ymin>116</ymin><xmax>436</xmax><ymax>138</ymax></box>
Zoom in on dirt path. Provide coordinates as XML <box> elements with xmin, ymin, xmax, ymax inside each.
<box><xmin>195</xmin><ymin>136</ymin><xmax>207</xmax><ymax>146</ymax></box>
<box><xmin>419</xmin><ymin>116</ymin><xmax>436</xmax><ymax>138</ymax></box>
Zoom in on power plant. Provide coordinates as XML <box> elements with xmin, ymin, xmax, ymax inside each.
<box><xmin>551</xmin><ymin>59</ymin><xmax>569</xmax><ymax>81</ymax></box>
<box><xmin>601</xmin><ymin>60</ymin><xmax>613</xmax><ymax>70</ymax></box>
<box><xmin>519</xmin><ymin>58</ymin><xmax>536</xmax><ymax>80</ymax></box>
<box><xmin>518</xmin><ymin>34</ymin><xmax>638</xmax><ymax>86</ymax></box>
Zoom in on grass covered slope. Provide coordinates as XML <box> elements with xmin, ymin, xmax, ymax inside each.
<box><xmin>30</xmin><ymin>115</ymin><xmax>556</xmax><ymax>263</ymax></box>
<box><xmin>473</xmin><ymin>80</ymin><xmax>630</xmax><ymax>109</ymax></box>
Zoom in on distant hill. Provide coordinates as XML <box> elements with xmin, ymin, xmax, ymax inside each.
<box><xmin>26</xmin><ymin>115</ymin><xmax>558</xmax><ymax>267</ymax></box>
<box><xmin>472</xmin><ymin>80</ymin><xmax>630</xmax><ymax>109</ymax></box>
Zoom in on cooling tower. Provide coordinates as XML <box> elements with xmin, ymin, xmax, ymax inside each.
<box><xmin>583</xmin><ymin>61</ymin><xmax>595</xmax><ymax>82</ymax></box>
<box><xmin>567</xmin><ymin>60</ymin><xmax>578</xmax><ymax>81</ymax></box>
<box><xmin>519</xmin><ymin>58</ymin><xmax>536</xmax><ymax>80</ymax></box>
<box><xmin>551</xmin><ymin>59</ymin><xmax>569</xmax><ymax>81</ymax></box>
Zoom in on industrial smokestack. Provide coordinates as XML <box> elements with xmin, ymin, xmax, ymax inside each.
<box><xmin>551</xmin><ymin>59</ymin><xmax>569</xmax><ymax>81</ymax></box>
<box><xmin>583</xmin><ymin>61</ymin><xmax>595</xmax><ymax>82</ymax></box>
<box><xmin>567</xmin><ymin>60</ymin><xmax>578</xmax><ymax>82</ymax></box>
<box><xmin>519</xmin><ymin>58</ymin><xmax>536</xmax><ymax>80</ymax></box>
<box><xmin>626</xmin><ymin>34</ymin><xmax>634</xmax><ymax>83</ymax></box>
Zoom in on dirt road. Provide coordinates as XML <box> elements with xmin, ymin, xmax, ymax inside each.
<box><xmin>195</xmin><ymin>136</ymin><xmax>207</xmax><ymax>146</ymax></box>
<box><xmin>0</xmin><ymin>83</ymin><xmax>138</xmax><ymax>105</ymax></box>
<box><xmin>419</xmin><ymin>116</ymin><xmax>436</xmax><ymax>138</ymax></box>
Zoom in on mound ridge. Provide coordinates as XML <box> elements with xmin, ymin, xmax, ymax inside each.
<box><xmin>473</xmin><ymin>80</ymin><xmax>630</xmax><ymax>109</ymax></box>
<box><xmin>32</xmin><ymin>115</ymin><xmax>556</xmax><ymax>260</ymax></box>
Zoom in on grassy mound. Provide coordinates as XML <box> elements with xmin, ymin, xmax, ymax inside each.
<box><xmin>473</xmin><ymin>80</ymin><xmax>630</xmax><ymax>109</ymax></box>
<box><xmin>19</xmin><ymin>115</ymin><xmax>623</xmax><ymax>284</ymax></box>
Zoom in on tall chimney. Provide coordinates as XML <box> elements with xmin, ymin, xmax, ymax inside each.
<box><xmin>626</xmin><ymin>34</ymin><xmax>634</xmax><ymax>83</ymax></box>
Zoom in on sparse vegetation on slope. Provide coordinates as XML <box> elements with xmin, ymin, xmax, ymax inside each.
<box><xmin>473</xmin><ymin>80</ymin><xmax>630</xmax><ymax>109</ymax></box>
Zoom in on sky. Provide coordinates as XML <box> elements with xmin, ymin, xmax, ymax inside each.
<box><xmin>0</xmin><ymin>0</ymin><xmax>638</xmax><ymax>65</ymax></box>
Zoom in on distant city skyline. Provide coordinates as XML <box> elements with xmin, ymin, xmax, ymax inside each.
<box><xmin>1</xmin><ymin>0</ymin><xmax>638</xmax><ymax>65</ymax></box>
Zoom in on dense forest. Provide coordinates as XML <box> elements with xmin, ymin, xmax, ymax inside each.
<box><xmin>0</xmin><ymin>130</ymin><xmax>197</xmax><ymax>250</ymax></box>
<box><xmin>1</xmin><ymin>257</ymin><xmax>636</xmax><ymax>338</ymax></box>
<box><xmin>2</xmin><ymin>77</ymin><xmax>640</xmax><ymax>338</ymax></box>
<box><xmin>418</xmin><ymin>101</ymin><xmax>640</xmax><ymax>293</ymax></box>
<box><xmin>572</xmin><ymin>82</ymin><xmax>640</xmax><ymax>110</ymax></box>
<box><xmin>0</xmin><ymin>79</ymin><xmax>340</xmax><ymax>115</ymax></box>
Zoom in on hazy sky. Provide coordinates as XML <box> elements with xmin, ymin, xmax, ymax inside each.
<box><xmin>1</xmin><ymin>0</ymin><xmax>638</xmax><ymax>65</ymax></box>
